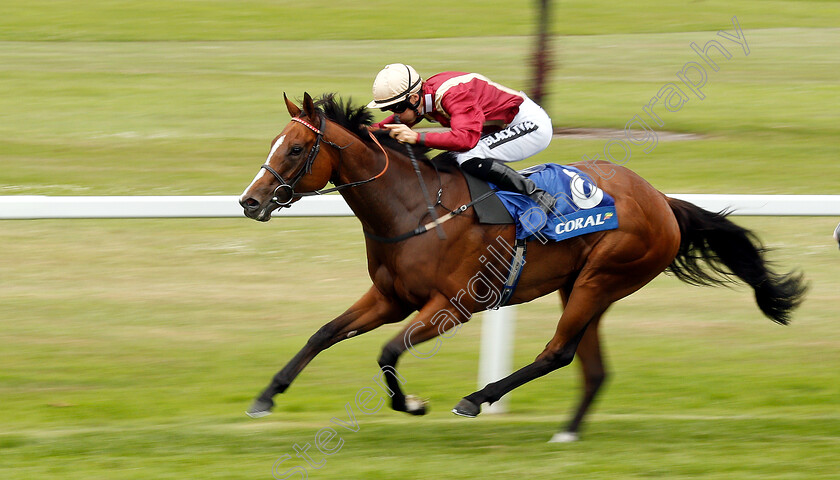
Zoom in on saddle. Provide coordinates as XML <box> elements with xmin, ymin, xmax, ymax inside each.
<box><xmin>434</xmin><ymin>152</ymin><xmax>619</xmax><ymax>242</ymax></box>
<box><xmin>462</xmin><ymin>171</ymin><xmax>514</xmax><ymax>225</ymax></box>
<box><xmin>428</xmin><ymin>152</ymin><xmax>513</xmax><ymax>225</ymax></box>
<box><xmin>433</xmin><ymin>156</ymin><xmax>619</xmax><ymax>245</ymax></box>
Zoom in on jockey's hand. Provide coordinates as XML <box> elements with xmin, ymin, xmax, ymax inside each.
<box><xmin>383</xmin><ymin>124</ymin><xmax>420</xmax><ymax>144</ymax></box>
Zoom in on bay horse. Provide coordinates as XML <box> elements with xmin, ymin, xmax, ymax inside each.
<box><xmin>238</xmin><ymin>93</ymin><xmax>806</xmax><ymax>441</ymax></box>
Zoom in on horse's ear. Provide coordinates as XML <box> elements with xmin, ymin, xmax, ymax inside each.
<box><xmin>302</xmin><ymin>92</ymin><xmax>316</xmax><ymax>118</ymax></box>
<box><xmin>284</xmin><ymin>92</ymin><xmax>301</xmax><ymax>117</ymax></box>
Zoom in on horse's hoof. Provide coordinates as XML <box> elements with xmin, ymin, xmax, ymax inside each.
<box><xmin>246</xmin><ymin>398</ymin><xmax>274</xmax><ymax>418</ymax></box>
<box><xmin>548</xmin><ymin>432</ymin><xmax>579</xmax><ymax>443</ymax></box>
<box><xmin>834</xmin><ymin>222</ymin><xmax>840</xmax><ymax>249</ymax></box>
<box><xmin>404</xmin><ymin>395</ymin><xmax>429</xmax><ymax>416</ymax></box>
<box><xmin>451</xmin><ymin>398</ymin><xmax>480</xmax><ymax>418</ymax></box>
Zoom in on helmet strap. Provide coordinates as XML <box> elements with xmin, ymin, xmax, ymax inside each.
<box><xmin>408</xmin><ymin>93</ymin><xmax>422</xmax><ymax>116</ymax></box>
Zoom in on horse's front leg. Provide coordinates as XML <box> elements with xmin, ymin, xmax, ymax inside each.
<box><xmin>377</xmin><ymin>294</ymin><xmax>470</xmax><ymax>415</ymax></box>
<box><xmin>247</xmin><ymin>286</ymin><xmax>410</xmax><ymax>418</ymax></box>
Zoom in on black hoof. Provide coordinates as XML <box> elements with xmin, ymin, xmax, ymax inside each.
<box><xmin>451</xmin><ymin>398</ymin><xmax>480</xmax><ymax>418</ymax></box>
<box><xmin>246</xmin><ymin>398</ymin><xmax>274</xmax><ymax>418</ymax></box>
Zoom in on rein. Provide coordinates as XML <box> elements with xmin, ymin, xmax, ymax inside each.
<box><xmin>261</xmin><ymin>113</ymin><xmax>494</xmax><ymax>243</ymax></box>
<box><xmin>261</xmin><ymin>115</ymin><xmax>391</xmax><ymax>207</ymax></box>
<box><xmin>394</xmin><ymin>117</ymin><xmax>446</xmax><ymax>240</ymax></box>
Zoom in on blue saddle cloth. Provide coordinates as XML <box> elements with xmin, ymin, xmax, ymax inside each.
<box><xmin>492</xmin><ymin>164</ymin><xmax>619</xmax><ymax>242</ymax></box>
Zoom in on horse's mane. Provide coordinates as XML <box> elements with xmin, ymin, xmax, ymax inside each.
<box><xmin>313</xmin><ymin>93</ymin><xmax>432</xmax><ymax>162</ymax></box>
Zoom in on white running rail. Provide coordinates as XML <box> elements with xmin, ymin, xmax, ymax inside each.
<box><xmin>2</xmin><ymin>194</ymin><xmax>837</xmax><ymax>414</ymax></box>
<box><xmin>1</xmin><ymin>194</ymin><xmax>839</xmax><ymax>219</ymax></box>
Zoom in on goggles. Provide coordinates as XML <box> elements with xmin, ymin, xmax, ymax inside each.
<box><xmin>382</xmin><ymin>100</ymin><xmax>411</xmax><ymax>114</ymax></box>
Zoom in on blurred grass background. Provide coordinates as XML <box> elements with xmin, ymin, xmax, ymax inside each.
<box><xmin>1</xmin><ymin>1</ymin><xmax>838</xmax><ymax>479</ymax></box>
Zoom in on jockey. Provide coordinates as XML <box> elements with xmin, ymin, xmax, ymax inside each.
<box><xmin>368</xmin><ymin>63</ymin><xmax>556</xmax><ymax>213</ymax></box>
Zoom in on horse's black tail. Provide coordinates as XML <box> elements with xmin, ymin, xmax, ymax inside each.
<box><xmin>666</xmin><ymin>197</ymin><xmax>807</xmax><ymax>325</ymax></box>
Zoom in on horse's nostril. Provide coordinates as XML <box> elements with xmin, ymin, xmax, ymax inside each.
<box><xmin>240</xmin><ymin>197</ymin><xmax>260</xmax><ymax>210</ymax></box>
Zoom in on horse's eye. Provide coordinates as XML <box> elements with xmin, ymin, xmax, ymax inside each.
<box><xmin>290</xmin><ymin>146</ymin><xmax>303</xmax><ymax>156</ymax></box>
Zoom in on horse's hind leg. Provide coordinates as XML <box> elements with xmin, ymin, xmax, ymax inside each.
<box><xmin>550</xmin><ymin>315</ymin><xmax>607</xmax><ymax>443</ymax></box>
<box><xmin>452</xmin><ymin>282</ymin><xmax>608</xmax><ymax>418</ymax></box>
<box><xmin>247</xmin><ymin>286</ymin><xmax>410</xmax><ymax>418</ymax></box>
<box><xmin>377</xmin><ymin>294</ymin><xmax>469</xmax><ymax>415</ymax></box>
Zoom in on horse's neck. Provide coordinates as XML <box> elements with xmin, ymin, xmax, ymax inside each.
<box><xmin>335</xmin><ymin>140</ymin><xmax>444</xmax><ymax>237</ymax></box>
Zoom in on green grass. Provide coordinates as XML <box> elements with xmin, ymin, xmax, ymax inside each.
<box><xmin>1</xmin><ymin>217</ymin><xmax>838</xmax><ymax>479</ymax></box>
<box><xmin>1</xmin><ymin>1</ymin><xmax>839</xmax><ymax>41</ymax></box>
<box><xmin>1</xmin><ymin>28</ymin><xmax>837</xmax><ymax>195</ymax></box>
<box><xmin>1</xmin><ymin>1</ymin><xmax>839</xmax><ymax>478</ymax></box>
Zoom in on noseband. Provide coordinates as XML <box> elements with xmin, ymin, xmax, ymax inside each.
<box><xmin>260</xmin><ymin>115</ymin><xmax>349</xmax><ymax>207</ymax></box>
<box><xmin>259</xmin><ymin>114</ymin><xmax>391</xmax><ymax>207</ymax></box>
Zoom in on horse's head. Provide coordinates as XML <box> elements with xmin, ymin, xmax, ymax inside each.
<box><xmin>239</xmin><ymin>93</ymin><xmax>337</xmax><ymax>221</ymax></box>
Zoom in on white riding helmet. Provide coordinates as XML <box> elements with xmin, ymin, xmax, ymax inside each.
<box><xmin>366</xmin><ymin>63</ymin><xmax>423</xmax><ymax>109</ymax></box>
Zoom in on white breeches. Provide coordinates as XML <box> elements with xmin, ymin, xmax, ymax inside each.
<box><xmin>455</xmin><ymin>96</ymin><xmax>553</xmax><ymax>165</ymax></box>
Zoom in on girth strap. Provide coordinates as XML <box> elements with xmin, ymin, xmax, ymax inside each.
<box><xmin>497</xmin><ymin>238</ymin><xmax>527</xmax><ymax>308</ymax></box>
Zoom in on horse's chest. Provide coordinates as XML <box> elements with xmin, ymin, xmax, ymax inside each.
<box><xmin>369</xmin><ymin>257</ymin><xmax>436</xmax><ymax>306</ymax></box>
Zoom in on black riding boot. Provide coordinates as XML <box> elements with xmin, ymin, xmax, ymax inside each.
<box><xmin>460</xmin><ymin>157</ymin><xmax>556</xmax><ymax>214</ymax></box>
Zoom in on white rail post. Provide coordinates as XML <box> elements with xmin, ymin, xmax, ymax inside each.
<box><xmin>478</xmin><ymin>306</ymin><xmax>516</xmax><ymax>414</ymax></box>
